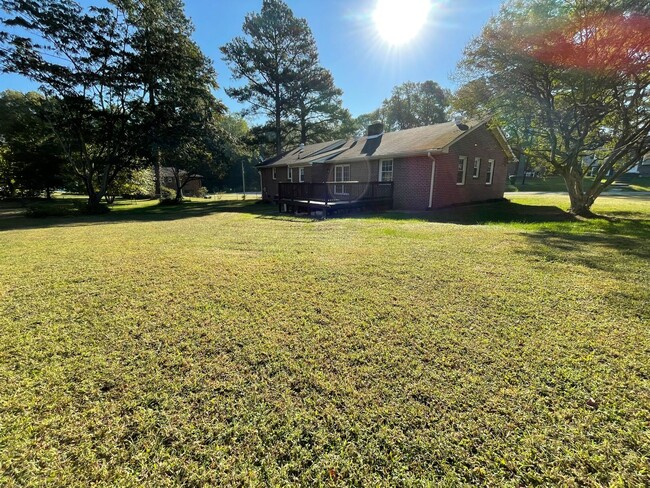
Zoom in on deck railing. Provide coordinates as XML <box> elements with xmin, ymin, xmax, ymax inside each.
<box><xmin>278</xmin><ymin>181</ymin><xmax>393</xmax><ymax>207</ymax></box>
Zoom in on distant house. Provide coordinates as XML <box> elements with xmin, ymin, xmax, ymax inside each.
<box><xmin>631</xmin><ymin>154</ymin><xmax>650</xmax><ymax>177</ymax></box>
<box><xmin>257</xmin><ymin>118</ymin><xmax>516</xmax><ymax>214</ymax></box>
<box><xmin>585</xmin><ymin>153</ymin><xmax>650</xmax><ymax>178</ymax></box>
<box><xmin>160</xmin><ymin>167</ymin><xmax>204</xmax><ymax>197</ymax></box>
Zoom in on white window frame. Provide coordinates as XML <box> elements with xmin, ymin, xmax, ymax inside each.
<box><xmin>486</xmin><ymin>159</ymin><xmax>495</xmax><ymax>185</ymax></box>
<box><xmin>287</xmin><ymin>166</ymin><xmax>292</xmax><ymax>182</ymax></box>
<box><xmin>473</xmin><ymin>157</ymin><xmax>481</xmax><ymax>178</ymax></box>
<box><xmin>457</xmin><ymin>156</ymin><xmax>467</xmax><ymax>186</ymax></box>
<box><xmin>298</xmin><ymin>167</ymin><xmax>305</xmax><ymax>183</ymax></box>
<box><xmin>272</xmin><ymin>167</ymin><xmax>277</xmax><ymax>180</ymax></box>
<box><xmin>334</xmin><ymin>164</ymin><xmax>350</xmax><ymax>195</ymax></box>
<box><xmin>379</xmin><ymin>159</ymin><xmax>394</xmax><ymax>182</ymax></box>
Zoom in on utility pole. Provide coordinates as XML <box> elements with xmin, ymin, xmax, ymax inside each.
<box><xmin>241</xmin><ymin>159</ymin><xmax>246</xmax><ymax>200</ymax></box>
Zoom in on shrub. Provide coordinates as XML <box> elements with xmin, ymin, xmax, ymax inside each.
<box><xmin>160</xmin><ymin>186</ymin><xmax>178</xmax><ymax>201</ymax></box>
<box><xmin>76</xmin><ymin>202</ymin><xmax>110</xmax><ymax>215</ymax></box>
<box><xmin>25</xmin><ymin>204</ymin><xmax>74</xmax><ymax>218</ymax></box>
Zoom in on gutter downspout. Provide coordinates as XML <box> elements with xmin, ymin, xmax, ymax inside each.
<box><xmin>427</xmin><ymin>151</ymin><xmax>436</xmax><ymax>209</ymax></box>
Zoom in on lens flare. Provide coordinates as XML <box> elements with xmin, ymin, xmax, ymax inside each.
<box><xmin>373</xmin><ymin>0</ymin><xmax>431</xmax><ymax>46</ymax></box>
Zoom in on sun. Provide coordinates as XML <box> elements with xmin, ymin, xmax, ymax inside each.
<box><xmin>373</xmin><ymin>0</ymin><xmax>431</xmax><ymax>46</ymax></box>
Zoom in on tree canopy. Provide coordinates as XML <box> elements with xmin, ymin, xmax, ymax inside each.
<box><xmin>382</xmin><ymin>81</ymin><xmax>450</xmax><ymax>131</ymax></box>
<box><xmin>457</xmin><ymin>0</ymin><xmax>650</xmax><ymax>215</ymax></box>
<box><xmin>0</xmin><ymin>90</ymin><xmax>65</xmax><ymax>198</ymax></box>
<box><xmin>355</xmin><ymin>81</ymin><xmax>450</xmax><ymax>136</ymax></box>
<box><xmin>221</xmin><ymin>0</ymin><xmax>351</xmax><ymax>156</ymax></box>
<box><xmin>0</xmin><ymin>0</ymin><xmax>224</xmax><ymax>209</ymax></box>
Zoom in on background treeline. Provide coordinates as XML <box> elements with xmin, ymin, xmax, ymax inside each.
<box><xmin>0</xmin><ymin>0</ymin><xmax>453</xmax><ymax>209</ymax></box>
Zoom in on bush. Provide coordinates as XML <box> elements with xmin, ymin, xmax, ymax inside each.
<box><xmin>196</xmin><ymin>186</ymin><xmax>209</xmax><ymax>198</ymax></box>
<box><xmin>25</xmin><ymin>204</ymin><xmax>74</xmax><ymax>218</ymax></box>
<box><xmin>158</xmin><ymin>198</ymin><xmax>183</xmax><ymax>206</ymax></box>
<box><xmin>160</xmin><ymin>186</ymin><xmax>177</xmax><ymax>201</ymax></box>
<box><xmin>76</xmin><ymin>202</ymin><xmax>110</xmax><ymax>215</ymax></box>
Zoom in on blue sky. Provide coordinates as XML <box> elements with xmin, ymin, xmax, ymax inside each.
<box><xmin>0</xmin><ymin>0</ymin><xmax>503</xmax><ymax>118</ymax></box>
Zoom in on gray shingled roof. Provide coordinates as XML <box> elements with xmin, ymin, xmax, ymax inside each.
<box><xmin>258</xmin><ymin>118</ymin><xmax>515</xmax><ymax>168</ymax></box>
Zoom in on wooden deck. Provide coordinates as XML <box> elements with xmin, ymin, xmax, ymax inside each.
<box><xmin>278</xmin><ymin>182</ymin><xmax>393</xmax><ymax>217</ymax></box>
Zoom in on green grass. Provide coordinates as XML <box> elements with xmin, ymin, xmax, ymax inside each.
<box><xmin>629</xmin><ymin>177</ymin><xmax>650</xmax><ymax>192</ymax></box>
<box><xmin>508</xmin><ymin>175</ymin><xmax>583</xmax><ymax>192</ymax></box>
<box><xmin>509</xmin><ymin>175</ymin><xmax>650</xmax><ymax>193</ymax></box>
<box><xmin>0</xmin><ymin>194</ymin><xmax>648</xmax><ymax>486</ymax></box>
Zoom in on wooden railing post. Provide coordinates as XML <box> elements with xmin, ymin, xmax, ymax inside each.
<box><xmin>324</xmin><ymin>184</ymin><xmax>329</xmax><ymax>219</ymax></box>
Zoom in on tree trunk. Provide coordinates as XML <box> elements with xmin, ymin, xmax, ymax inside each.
<box><xmin>275</xmin><ymin>106</ymin><xmax>282</xmax><ymax>157</ymax></box>
<box><xmin>563</xmin><ymin>171</ymin><xmax>595</xmax><ymax>217</ymax></box>
<box><xmin>153</xmin><ymin>150</ymin><xmax>161</xmax><ymax>197</ymax></box>
<box><xmin>87</xmin><ymin>193</ymin><xmax>104</xmax><ymax>213</ymax></box>
<box><xmin>84</xmin><ymin>177</ymin><xmax>105</xmax><ymax>214</ymax></box>
<box><xmin>275</xmin><ymin>88</ymin><xmax>282</xmax><ymax>157</ymax></box>
<box><xmin>174</xmin><ymin>174</ymin><xmax>183</xmax><ymax>203</ymax></box>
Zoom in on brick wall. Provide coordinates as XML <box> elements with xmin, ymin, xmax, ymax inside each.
<box><xmin>393</xmin><ymin>155</ymin><xmax>433</xmax><ymax>210</ymax></box>
<box><xmin>431</xmin><ymin>125</ymin><xmax>508</xmax><ymax>208</ymax></box>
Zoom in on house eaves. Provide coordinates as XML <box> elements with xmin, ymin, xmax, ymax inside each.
<box><xmin>331</xmin><ymin>147</ymin><xmax>448</xmax><ymax>164</ymax></box>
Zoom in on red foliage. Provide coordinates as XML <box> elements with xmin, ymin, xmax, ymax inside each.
<box><xmin>524</xmin><ymin>13</ymin><xmax>650</xmax><ymax>75</ymax></box>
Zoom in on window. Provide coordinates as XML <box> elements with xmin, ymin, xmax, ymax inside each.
<box><xmin>298</xmin><ymin>167</ymin><xmax>305</xmax><ymax>183</ymax></box>
<box><xmin>473</xmin><ymin>157</ymin><xmax>481</xmax><ymax>178</ymax></box>
<box><xmin>457</xmin><ymin>156</ymin><xmax>467</xmax><ymax>185</ymax></box>
<box><xmin>334</xmin><ymin>164</ymin><xmax>350</xmax><ymax>194</ymax></box>
<box><xmin>287</xmin><ymin>166</ymin><xmax>292</xmax><ymax>182</ymax></box>
<box><xmin>486</xmin><ymin>159</ymin><xmax>495</xmax><ymax>185</ymax></box>
<box><xmin>272</xmin><ymin>167</ymin><xmax>277</xmax><ymax>180</ymax></box>
<box><xmin>379</xmin><ymin>159</ymin><xmax>393</xmax><ymax>182</ymax></box>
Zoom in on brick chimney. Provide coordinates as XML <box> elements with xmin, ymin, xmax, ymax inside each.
<box><xmin>367</xmin><ymin>121</ymin><xmax>384</xmax><ymax>137</ymax></box>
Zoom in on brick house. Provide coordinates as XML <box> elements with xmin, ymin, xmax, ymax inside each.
<box><xmin>257</xmin><ymin>118</ymin><xmax>516</xmax><ymax>213</ymax></box>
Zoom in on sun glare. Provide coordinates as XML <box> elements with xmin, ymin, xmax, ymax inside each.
<box><xmin>373</xmin><ymin>0</ymin><xmax>431</xmax><ymax>46</ymax></box>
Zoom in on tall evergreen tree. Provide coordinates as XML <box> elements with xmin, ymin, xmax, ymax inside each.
<box><xmin>290</xmin><ymin>66</ymin><xmax>352</xmax><ymax>144</ymax></box>
<box><xmin>220</xmin><ymin>0</ymin><xmax>320</xmax><ymax>156</ymax></box>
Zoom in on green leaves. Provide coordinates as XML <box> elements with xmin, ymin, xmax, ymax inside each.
<box><xmin>456</xmin><ymin>0</ymin><xmax>650</xmax><ymax>214</ymax></box>
<box><xmin>221</xmin><ymin>0</ymin><xmax>348</xmax><ymax>155</ymax></box>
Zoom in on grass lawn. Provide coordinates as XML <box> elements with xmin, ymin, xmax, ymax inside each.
<box><xmin>629</xmin><ymin>177</ymin><xmax>650</xmax><ymax>192</ymax></box>
<box><xmin>509</xmin><ymin>175</ymin><xmax>650</xmax><ymax>193</ymax></box>
<box><xmin>508</xmin><ymin>175</ymin><xmax>582</xmax><ymax>192</ymax></box>
<box><xmin>0</xmin><ymin>194</ymin><xmax>648</xmax><ymax>486</ymax></box>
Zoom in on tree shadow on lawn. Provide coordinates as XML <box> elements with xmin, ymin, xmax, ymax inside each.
<box><xmin>0</xmin><ymin>199</ymin><xmax>279</xmax><ymax>232</ymax></box>
<box><xmin>368</xmin><ymin>200</ymin><xmax>579</xmax><ymax>225</ymax></box>
<box><xmin>370</xmin><ymin>199</ymin><xmax>650</xmax><ymax>272</ymax></box>
<box><xmin>519</xmin><ymin>226</ymin><xmax>650</xmax><ymax>275</ymax></box>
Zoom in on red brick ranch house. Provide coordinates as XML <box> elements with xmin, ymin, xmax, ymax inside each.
<box><xmin>257</xmin><ymin>118</ymin><xmax>516</xmax><ymax>215</ymax></box>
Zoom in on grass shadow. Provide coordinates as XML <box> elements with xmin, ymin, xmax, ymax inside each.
<box><xmin>519</xmin><ymin>227</ymin><xmax>650</xmax><ymax>274</ymax></box>
<box><xmin>361</xmin><ymin>200</ymin><xmax>578</xmax><ymax>225</ymax></box>
<box><xmin>0</xmin><ymin>199</ymin><xmax>278</xmax><ymax>232</ymax></box>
